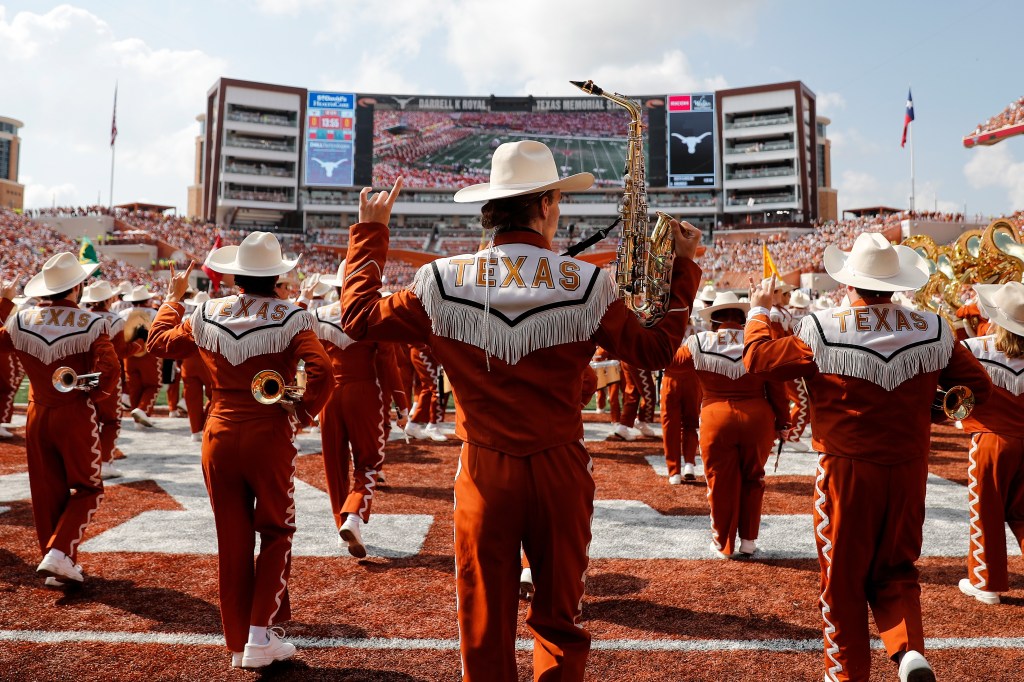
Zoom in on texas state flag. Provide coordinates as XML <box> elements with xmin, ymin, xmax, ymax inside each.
<box><xmin>901</xmin><ymin>88</ymin><xmax>914</xmax><ymax>148</ymax></box>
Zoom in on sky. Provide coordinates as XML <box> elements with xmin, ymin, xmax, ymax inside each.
<box><xmin>2</xmin><ymin>0</ymin><xmax>1023</xmax><ymax>219</ymax></box>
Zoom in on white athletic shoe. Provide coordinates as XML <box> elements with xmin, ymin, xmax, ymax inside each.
<box><xmin>376</xmin><ymin>470</ymin><xmax>387</xmax><ymax>486</ymax></box>
<box><xmin>608</xmin><ymin>423</ymin><xmax>636</xmax><ymax>441</ymax></box>
<box><xmin>191</xmin><ymin>432</ymin><xmax>203</xmax><ymax>443</ymax></box>
<box><xmin>959</xmin><ymin>578</ymin><xmax>1000</xmax><ymax>605</ymax></box>
<box><xmin>668</xmin><ymin>474</ymin><xmax>683</xmax><ymax>485</ymax></box>
<box><xmin>230</xmin><ymin>651</ymin><xmax>243</xmax><ymax>668</ymax></box>
<box><xmin>424</xmin><ymin>423</ymin><xmax>448</xmax><ymax>442</ymax></box>
<box><xmin>130</xmin><ymin>408</ymin><xmax>154</xmax><ymax>428</ymax></box>
<box><xmin>167</xmin><ymin>409</ymin><xmax>182</xmax><ymax>418</ymax></box>
<box><xmin>788</xmin><ymin>440</ymin><xmax>811</xmax><ymax>452</ymax></box>
<box><xmin>634</xmin><ymin>421</ymin><xmax>657</xmax><ymax>438</ymax></box>
<box><xmin>897</xmin><ymin>650</ymin><xmax>935</xmax><ymax>682</ymax></box>
<box><xmin>241</xmin><ymin>627</ymin><xmax>296</xmax><ymax>669</ymax></box>
<box><xmin>738</xmin><ymin>538</ymin><xmax>757</xmax><ymax>557</ymax></box>
<box><xmin>519</xmin><ymin>567</ymin><xmax>535</xmax><ymax>602</ymax></box>
<box><xmin>100</xmin><ymin>462</ymin><xmax>123</xmax><ymax>480</ymax></box>
<box><xmin>708</xmin><ymin>541</ymin><xmax>730</xmax><ymax>560</ymax></box>
<box><xmin>594</xmin><ymin>405</ymin><xmax>605</xmax><ymax>414</ymax></box>
<box><xmin>682</xmin><ymin>463</ymin><xmax>696</xmax><ymax>481</ymax></box>
<box><xmin>404</xmin><ymin>422</ymin><xmax>430</xmax><ymax>440</ymax></box>
<box><xmin>0</xmin><ymin>426</ymin><xmax>12</xmax><ymax>439</ymax></box>
<box><xmin>37</xmin><ymin>552</ymin><xmax>84</xmax><ymax>583</ymax></box>
<box><xmin>44</xmin><ymin>576</ymin><xmax>65</xmax><ymax>588</ymax></box>
<box><xmin>339</xmin><ymin>515</ymin><xmax>367</xmax><ymax>559</ymax></box>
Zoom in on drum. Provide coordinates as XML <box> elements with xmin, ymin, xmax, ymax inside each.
<box><xmin>590</xmin><ymin>360</ymin><xmax>621</xmax><ymax>390</ymax></box>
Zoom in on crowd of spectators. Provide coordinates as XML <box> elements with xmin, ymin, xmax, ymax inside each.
<box><xmin>968</xmin><ymin>96</ymin><xmax>1024</xmax><ymax>137</ymax></box>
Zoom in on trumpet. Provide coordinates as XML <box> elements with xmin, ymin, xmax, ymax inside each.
<box><xmin>933</xmin><ymin>385</ymin><xmax>976</xmax><ymax>421</ymax></box>
<box><xmin>53</xmin><ymin>367</ymin><xmax>101</xmax><ymax>393</ymax></box>
<box><xmin>251</xmin><ymin>364</ymin><xmax>306</xmax><ymax>405</ymax></box>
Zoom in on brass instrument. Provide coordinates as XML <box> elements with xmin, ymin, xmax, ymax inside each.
<box><xmin>571</xmin><ymin>79</ymin><xmax>675</xmax><ymax>327</ymax></box>
<box><xmin>933</xmin><ymin>385</ymin><xmax>976</xmax><ymax>421</ymax></box>
<box><xmin>53</xmin><ymin>367</ymin><xmax>101</xmax><ymax>393</ymax></box>
<box><xmin>251</xmin><ymin>363</ymin><xmax>306</xmax><ymax>405</ymax></box>
<box><xmin>123</xmin><ymin>308</ymin><xmax>153</xmax><ymax>357</ymax></box>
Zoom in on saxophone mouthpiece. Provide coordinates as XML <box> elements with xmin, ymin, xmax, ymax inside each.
<box><xmin>570</xmin><ymin>80</ymin><xmax>602</xmax><ymax>96</ymax></box>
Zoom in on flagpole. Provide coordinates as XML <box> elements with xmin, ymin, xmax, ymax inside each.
<box><xmin>109</xmin><ymin>140</ymin><xmax>115</xmax><ymax>210</ymax></box>
<box><xmin>109</xmin><ymin>82</ymin><xmax>117</xmax><ymax>210</ymax></box>
<box><xmin>909</xmin><ymin>120</ymin><xmax>915</xmax><ymax>213</ymax></box>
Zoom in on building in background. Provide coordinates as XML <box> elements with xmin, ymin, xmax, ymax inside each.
<box><xmin>816</xmin><ymin>116</ymin><xmax>838</xmax><ymax>222</ymax></box>
<box><xmin>0</xmin><ymin>116</ymin><xmax>24</xmax><ymax>210</ymax></box>
<box><xmin>190</xmin><ymin>79</ymin><xmax>834</xmax><ymax>236</ymax></box>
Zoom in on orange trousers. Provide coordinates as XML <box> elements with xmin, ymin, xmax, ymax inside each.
<box><xmin>966</xmin><ymin>432</ymin><xmax>1024</xmax><ymax>593</ymax></box>
<box><xmin>786</xmin><ymin>378</ymin><xmax>810</xmax><ymax>441</ymax></box>
<box><xmin>660</xmin><ymin>373</ymin><xmax>701</xmax><ymax>477</ymax></box>
<box><xmin>620</xmin><ymin>364</ymin><xmax>655</xmax><ymax>426</ymax></box>
<box><xmin>0</xmin><ymin>352</ymin><xmax>23</xmax><ymax>424</ymax></box>
<box><xmin>202</xmin><ymin>415</ymin><xmax>296</xmax><ymax>653</ymax></box>
<box><xmin>182</xmin><ymin>376</ymin><xmax>209</xmax><ymax>434</ymax></box>
<box><xmin>410</xmin><ymin>346</ymin><xmax>443</xmax><ymax>424</ymax></box>
<box><xmin>25</xmin><ymin>399</ymin><xmax>104</xmax><ymax>562</ymax></box>
<box><xmin>700</xmin><ymin>398</ymin><xmax>774</xmax><ymax>554</ymax></box>
<box><xmin>596</xmin><ymin>382</ymin><xmax>622</xmax><ymax>423</ymax></box>
<box><xmin>320</xmin><ymin>379</ymin><xmax>386</xmax><ymax>527</ymax></box>
<box><xmin>95</xmin><ymin>387</ymin><xmax>122</xmax><ymax>464</ymax></box>
<box><xmin>454</xmin><ymin>443</ymin><xmax>594</xmax><ymax>682</ymax></box>
<box><xmin>124</xmin><ymin>354</ymin><xmax>160</xmax><ymax>414</ymax></box>
<box><xmin>813</xmin><ymin>453</ymin><xmax>927</xmax><ymax>681</ymax></box>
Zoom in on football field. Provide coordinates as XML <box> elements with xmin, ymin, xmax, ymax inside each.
<box><xmin>0</xmin><ymin>415</ymin><xmax>1021</xmax><ymax>680</ymax></box>
<box><xmin>416</xmin><ymin>131</ymin><xmax>628</xmax><ymax>183</ymax></box>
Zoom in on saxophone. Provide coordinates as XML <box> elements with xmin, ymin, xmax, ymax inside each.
<box><xmin>572</xmin><ymin>79</ymin><xmax>675</xmax><ymax>327</ymax></box>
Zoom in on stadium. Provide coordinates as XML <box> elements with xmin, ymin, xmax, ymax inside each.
<box><xmin>1</xmin><ymin>63</ymin><xmax>1024</xmax><ymax>682</ymax></box>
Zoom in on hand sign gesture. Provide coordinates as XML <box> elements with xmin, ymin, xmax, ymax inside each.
<box><xmin>358</xmin><ymin>177</ymin><xmax>403</xmax><ymax>226</ymax></box>
<box><xmin>166</xmin><ymin>261</ymin><xmax>195</xmax><ymax>304</ymax></box>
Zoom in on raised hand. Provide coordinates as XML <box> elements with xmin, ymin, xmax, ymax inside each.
<box><xmin>749</xmin><ymin>274</ymin><xmax>776</xmax><ymax>310</ymax></box>
<box><xmin>358</xmin><ymin>177</ymin><xmax>403</xmax><ymax>226</ymax></box>
<box><xmin>0</xmin><ymin>272</ymin><xmax>22</xmax><ymax>301</ymax></box>
<box><xmin>165</xmin><ymin>261</ymin><xmax>195</xmax><ymax>304</ymax></box>
<box><xmin>671</xmin><ymin>220</ymin><xmax>702</xmax><ymax>260</ymax></box>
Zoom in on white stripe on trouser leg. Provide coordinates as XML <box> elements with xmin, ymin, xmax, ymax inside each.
<box><xmin>69</xmin><ymin>404</ymin><xmax>106</xmax><ymax>558</ymax></box>
<box><xmin>357</xmin><ymin>378</ymin><xmax>387</xmax><ymax>521</ymax></box>
<box><xmin>268</xmin><ymin>447</ymin><xmax>298</xmax><ymax>625</ymax></box>
<box><xmin>814</xmin><ymin>453</ymin><xmax>842</xmax><ymax>681</ymax></box>
<box><xmin>453</xmin><ymin>444</ymin><xmax>465</xmax><ymax>677</ymax></box>
<box><xmin>966</xmin><ymin>434</ymin><xmax>989</xmax><ymax>588</ymax></box>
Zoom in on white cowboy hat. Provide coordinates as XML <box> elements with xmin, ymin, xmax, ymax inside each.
<box><xmin>698</xmin><ymin>291</ymin><xmax>750</xmax><ymax>320</ymax></box>
<box><xmin>183</xmin><ymin>291</ymin><xmax>210</xmax><ymax>307</ymax></box>
<box><xmin>80</xmin><ymin>280</ymin><xmax>118</xmax><ymax>304</ymax></box>
<box><xmin>975</xmin><ymin>281</ymin><xmax>1024</xmax><ymax>337</ymax></box>
<box><xmin>810</xmin><ymin>298</ymin><xmax>831</xmax><ymax>311</ymax></box>
<box><xmin>123</xmin><ymin>285</ymin><xmax>156</xmax><ymax>303</ymax></box>
<box><xmin>824</xmin><ymin>232</ymin><xmax>929</xmax><ymax>292</ymax></box>
<box><xmin>453</xmin><ymin>140</ymin><xmax>594</xmax><ymax>203</ymax></box>
<box><xmin>23</xmin><ymin>252</ymin><xmax>100</xmax><ymax>298</ymax></box>
<box><xmin>789</xmin><ymin>290</ymin><xmax>811</xmax><ymax>309</ymax></box>
<box><xmin>762</xmin><ymin>276</ymin><xmax>795</xmax><ymax>294</ymax></box>
<box><xmin>204</xmin><ymin>232</ymin><xmax>299</xmax><ymax>277</ymax></box>
<box><xmin>116</xmin><ymin>281</ymin><xmax>132</xmax><ymax>295</ymax></box>
<box><xmin>692</xmin><ymin>299</ymin><xmax>706</xmax><ymax>313</ymax></box>
<box><xmin>698</xmin><ymin>284</ymin><xmax>718</xmax><ymax>303</ymax></box>
<box><xmin>319</xmin><ymin>260</ymin><xmax>346</xmax><ymax>288</ymax></box>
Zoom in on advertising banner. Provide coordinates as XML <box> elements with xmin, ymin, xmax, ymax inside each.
<box><xmin>667</xmin><ymin>93</ymin><xmax>716</xmax><ymax>188</ymax></box>
<box><xmin>305</xmin><ymin>91</ymin><xmax>356</xmax><ymax>187</ymax></box>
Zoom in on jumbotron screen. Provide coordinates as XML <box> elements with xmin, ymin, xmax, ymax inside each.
<box><xmin>354</xmin><ymin>93</ymin><xmax>669</xmax><ymax>190</ymax></box>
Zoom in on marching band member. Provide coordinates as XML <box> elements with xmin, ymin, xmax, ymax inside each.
<box><xmin>593</xmin><ymin>346</ymin><xmax>622</xmax><ymax>420</ymax></box>
<box><xmin>81</xmin><ymin>280</ymin><xmax>131</xmax><ymax>479</ymax></box>
<box><xmin>617</xmin><ymin>362</ymin><xmax>658</xmax><ymax>438</ymax></box>
<box><xmin>119</xmin><ymin>285</ymin><xmax>159</xmax><ymax>427</ymax></box>
<box><xmin>0</xmin><ymin>326</ymin><xmax>24</xmax><ymax>439</ymax></box>
<box><xmin>405</xmin><ymin>343</ymin><xmax>447</xmax><ymax>441</ymax></box>
<box><xmin>681</xmin><ymin>292</ymin><xmax>788</xmax><ymax>553</ymax></box>
<box><xmin>660</xmin><ymin>316</ymin><xmax>703</xmax><ymax>484</ymax></box>
<box><xmin>313</xmin><ymin>261</ymin><xmax>388</xmax><ymax>557</ymax></box>
<box><xmin>743</xmin><ymin>233</ymin><xmax>992</xmax><ymax>682</ymax></box>
<box><xmin>110</xmin><ymin>281</ymin><xmax>133</xmax><ymax>314</ymax></box>
<box><xmin>956</xmin><ymin>282</ymin><xmax>1024</xmax><ymax>606</ymax></box>
<box><xmin>0</xmin><ymin>255</ymin><xmax>119</xmax><ymax>586</ymax></box>
<box><xmin>340</xmin><ymin>140</ymin><xmax>703</xmax><ymax>681</ymax></box>
<box><xmin>147</xmin><ymin>234</ymin><xmax>332</xmax><ymax>670</ymax></box>
<box><xmin>180</xmin><ymin>291</ymin><xmax>212</xmax><ymax>441</ymax></box>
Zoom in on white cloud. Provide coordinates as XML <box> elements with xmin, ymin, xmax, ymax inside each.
<box><xmin>1</xmin><ymin>5</ymin><xmax>225</xmax><ymax>210</ymax></box>
<box><xmin>816</xmin><ymin>91</ymin><xmax>845</xmax><ymax>117</ymax></box>
<box><xmin>964</xmin><ymin>144</ymin><xmax>1024</xmax><ymax>209</ymax></box>
<box><xmin>837</xmin><ymin>169</ymin><xmax>893</xmax><ymax>212</ymax></box>
<box><xmin>524</xmin><ymin>50</ymin><xmax>727</xmax><ymax>96</ymax></box>
<box><xmin>251</xmin><ymin>0</ymin><xmax>326</xmax><ymax>15</ymax></box>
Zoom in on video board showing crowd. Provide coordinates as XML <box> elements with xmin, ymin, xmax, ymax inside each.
<box><xmin>667</xmin><ymin>93</ymin><xmax>717</xmax><ymax>188</ymax></box>
<box><xmin>355</xmin><ymin>94</ymin><xmax>670</xmax><ymax>190</ymax></box>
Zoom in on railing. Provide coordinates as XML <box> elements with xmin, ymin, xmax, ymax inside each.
<box><xmin>727</xmin><ymin>194</ymin><xmax>797</xmax><ymax>206</ymax></box>
<box><xmin>224</xmin><ymin>164</ymin><xmax>294</xmax><ymax>178</ymax></box>
<box><xmin>223</xmin><ymin>190</ymin><xmax>293</xmax><ymax>203</ymax></box>
<box><xmin>224</xmin><ymin>136</ymin><xmax>296</xmax><ymax>153</ymax></box>
<box><xmin>726</xmin><ymin>140</ymin><xmax>794</xmax><ymax>155</ymax></box>
<box><xmin>726</xmin><ymin>167</ymin><xmax>794</xmax><ymax>180</ymax></box>
<box><xmin>226</xmin><ymin>111</ymin><xmax>295</xmax><ymax>127</ymax></box>
<box><xmin>726</xmin><ymin>114</ymin><xmax>793</xmax><ymax>129</ymax></box>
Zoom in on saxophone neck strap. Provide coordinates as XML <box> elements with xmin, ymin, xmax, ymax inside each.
<box><xmin>562</xmin><ymin>216</ymin><xmax>622</xmax><ymax>257</ymax></box>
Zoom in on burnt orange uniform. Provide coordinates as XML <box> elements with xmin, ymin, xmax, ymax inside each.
<box><xmin>91</xmin><ymin>310</ymin><xmax>128</xmax><ymax>464</ymax></box>
<box><xmin>341</xmin><ymin>223</ymin><xmax>701</xmax><ymax>682</ymax></box>
<box><xmin>593</xmin><ymin>347</ymin><xmax>621</xmax><ymax>421</ymax></box>
<box><xmin>959</xmin><ymin>335</ymin><xmax>1024</xmax><ymax>594</ymax></box>
<box><xmin>120</xmin><ymin>305</ymin><xmax>160</xmax><ymax>415</ymax></box>
<box><xmin>148</xmin><ymin>295</ymin><xmax>332</xmax><ymax>654</ymax></box>
<box><xmin>660</xmin><ymin>328</ymin><xmax>702</xmax><ymax>477</ymax></box>
<box><xmin>744</xmin><ymin>299</ymin><xmax>992</xmax><ymax>681</ymax></box>
<box><xmin>0</xmin><ymin>349</ymin><xmax>23</xmax><ymax>426</ymax></box>
<box><xmin>315</xmin><ymin>301</ymin><xmax>386</xmax><ymax>528</ymax></box>
<box><xmin>376</xmin><ymin>342</ymin><xmax>411</xmax><ymax>435</ymax></box>
<box><xmin>409</xmin><ymin>343</ymin><xmax>444</xmax><ymax>424</ymax></box>
<box><xmin>180</xmin><ymin>350</ymin><xmax>212</xmax><ymax>435</ymax></box>
<box><xmin>619</xmin><ymin>362</ymin><xmax>656</xmax><ymax>426</ymax></box>
<box><xmin>0</xmin><ymin>298</ymin><xmax>120</xmax><ymax>563</ymax></box>
<box><xmin>678</xmin><ymin>326</ymin><xmax>788</xmax><ymax>552</ymax></box>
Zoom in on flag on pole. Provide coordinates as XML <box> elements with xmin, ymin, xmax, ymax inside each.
<box><xmin>110</xmin><ymin>84</ymin><xmax>118</xmax><ymax>148</ymax></box>
<box><xmin>201</xmin><ymin>233</ymin><xmax>223</xmax><ymax>293</ymax></box>
<box><xmin>762</xmin><ymin>243</ymin><xmax>780</xmax><ymax>279</ymax></box>
<box><xmin>79</xmin><ymin>236</ymin><xmax>99</xmax><ymax>265</ymax></box>
<box><xmin>901</xmin><ymin>88</ymin><xmax>914</xmax><ymax>148</ymax></box>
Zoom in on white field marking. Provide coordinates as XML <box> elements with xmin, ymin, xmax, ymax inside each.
<box><xmin>1</xmin><ymin>630</ymin><xmax>1023</xmax><ymax>653</ymax></box>
<box><xmin>593</xmin><ymin>471</ymin><xmax>1022</xmax><ymax>560</ymax></box>
<box><xmin>0</xmin><ymin>505</ymin><xmax>8</xmax><ymax>515</ymax></box>
<box><xmin>0</xmin><ymin>415</ymin><xmax>432</xmax><ymax>558</ymax></box>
